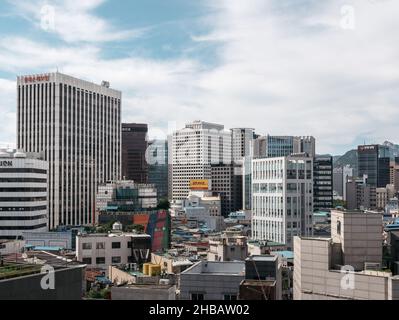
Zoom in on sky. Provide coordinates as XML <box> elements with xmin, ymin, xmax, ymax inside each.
<box><xmin>0</xmin><ymin>0</ymin><xmax>398</xmax><ymax>155</ymax></box>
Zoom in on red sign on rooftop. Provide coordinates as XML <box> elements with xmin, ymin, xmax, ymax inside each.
<box><xmin>23</xmin><ymin>75</ymin><xmax>50</xmax><ymax>84</ymax></box>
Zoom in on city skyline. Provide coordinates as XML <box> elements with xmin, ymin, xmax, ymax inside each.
<box><xmin>0</xmin><ymin>1</ymin><xmax>399</xmax><ymax>155</ymax></box>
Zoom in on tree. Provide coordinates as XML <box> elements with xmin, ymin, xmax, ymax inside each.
<box><xmin>157</xmin><ymin>198</ymin><xmax>171</xmax><ymax>210</ymax></box>
<box><xmin>125</xmin><ymin>224</ymin><xmax>145</xmax><ymax>233</ymax></box>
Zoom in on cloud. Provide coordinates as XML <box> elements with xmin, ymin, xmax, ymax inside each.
<box><xmin>2</xmin><ymin>0</ymin><xmax>399</xmax><ymax>155</ymax></box>
<box><xmin>8</xmin><ymin>0</ymin><xmax>144</xmax><ymax>43</ymax></box>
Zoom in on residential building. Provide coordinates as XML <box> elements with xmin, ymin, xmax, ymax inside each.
<box><xmin>147</xmin><ymin>140</ymin><xmax>168</xmax><ymax>199</ymax></box>
<box><xmin>239</xmin><ymin>255</ymin><xmax>282</xmax><ymax>300</ymax></box>
<box><xmin>346</xmin><ymin>176</ymin><xmax>376</xmax><ymax>210</ymax></box>
<box><xmin>293</xmin><ymin>209</ymin><xmax>399</xmax><ymax>300</ymax></box>
<box><xmin>314</xmin><ymin>156</ymin><xmax>333</xmax><ymax>211</ymax></box>
<box><xmin>207</xmin><ymin>235</ymin><xmax>248</xmax><ymax>262</ymax></box>
<box><xmin>17</xmin><ymin>73</ymin><xmax>121</xmax><ymax>229</ymax></box>
<box><xmin>179</xmin><ymin>261</ymin><xmax>245</xmax><ymax>300</ymax></box>
<box><xmin>252</xmin><ymin>154</ymin><xmax>314</xmax><ymax>249</ymax></box>
<box><xmin>122</xmin><ymin>123</ymin><xmax>148</xmax><ymax>183</ymax></box>
<box><xmin>358</xmin><ymin>145</ymin><xmax>390</xmax><ymax>188</ymax></box>
<box><xmin>0</xmin><ymin>150</ymin><xmax>48</xmax><ymax>239</ymax></box>
<box><xmin>76</xmin><ymin>228</ymin><xmax>151</xmax><ymax>273</ymax></box>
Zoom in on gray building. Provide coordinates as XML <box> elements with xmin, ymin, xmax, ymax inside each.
<box><xmin>179</xmin><ymin>261</ymin><xmax>245</xmax><ymax>300</ymax></box>
<box><xmin>346</xmin><ymin>176</ymin><xmax>376</xmax><ymax>210</ymax></box>
<box><xmin>314</xmin><ymin>156</ymin><xmax>333</xmax><ymax>211</ymax></box>
<box><xmin>358</xmin><ymin>145</ymin><xmax>390</xmax><ymax>188</ymax></box>
<box><xmin>17</xmin><ymin>73</ymin><xmax>121</xmax><ymax>229</ymax></box>
<box><xmin>147</xmin><ymin>140</ymin><xmax>169</xmax><ymax>200</ymax></box>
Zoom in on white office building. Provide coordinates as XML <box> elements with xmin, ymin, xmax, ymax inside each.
<box><xmin>252</xmin><ymin>154</ymin><xmax>313</xmax><ymax>249</ymax></box>
<box><xmin>231</xmin><ymin>128</ymin><xmax>254</xmax><ymax>164</ymax></box>
<box><xmin>17</xmin><ymin>73</ymin><xmax>121</xmax><ymax>229</ymax></box>
<box><xmin>171</xmin><ymin>121</ymin><xmax>231</xmax><ymax>201</ymax></box>
<box><xmin>0</xmin><ymin>150</ymin><xmax>48</xmax><ymax>239</ymax></box>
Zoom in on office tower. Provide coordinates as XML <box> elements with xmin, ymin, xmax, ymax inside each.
<box><xmin>0</xmin><ymin>150</ymin><xmax>48</xmax><ymax>239</ymax></box>
<box><xmin>231</xmin><ymin>128</ymin><xmax>255</xmax><ymax>163</ymax></box>
<box><xmin>171</xmin><ymin>121</ymin><xmax>231</xmax><ymax>201</ymax></box>
<box><xmin>147</xmin><ymin>139</ymin><xmax>168</xmax><ymax>199</ymax></box>
<box><xmin>313</xmin><ymin>156</ymin><xmax>333</xmax><ymax>211</ymax></box>
<box><xmin>211</xmin><ymin>164</ymin><xmax>242</xmax><ymax>216</ymax></box>
<box><xmin>251</xmin><ymin>154</ymin><xmax>313</xmax><ymax>249</ymax></box>
<box><xmin>242</xmin><ymin>156</ymin><xmax>252</xmax><ymax>210</ymax></box>
<box><xmin>253</xmin><ymin>135</ymin><xmax>316</xmax><ymax>159</ymax></box>
<box><xmin>122</xmin><ymin>123</ymin><xmax>148</xmax><ymax>183</ymax></box>
<box><xmin>17</xmin><ymin>72</ymin><xmax>121</xmax><ymax>229</ymax></box>
<box><xmin>333</xmin><ymin>165</ymin><xmax>354</xmax><ymax>200</ymax></box>
<box><xmin>358</xmin><ymin>144</ymin><xmax>390</xmax><ymax>188</ymax></box>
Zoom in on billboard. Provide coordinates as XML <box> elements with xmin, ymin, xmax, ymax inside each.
<box><xmin>190</xmin><ymin>179</ymin><xmax>210</xmax><ymax>191</ymax></box>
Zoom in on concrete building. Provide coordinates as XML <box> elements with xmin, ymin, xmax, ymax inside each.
<box><xmin>314</xmin><ymin>156</ymin><xmax>333</xmax><ymax>211</ymax></box>
<box><xmin>0</xmin><ymin>150</ymin><xmax>48</xmax><ymax>239</ymax></box>
<box><xmin>333</xmin><ymin>165</ymin><xmax>354</xmax><ymax>200</ymax></box>
<box><xmin>76</xmin><ymin>229</ymin><xmax>151</xmax><ymax>272</ymax></box>
<box><xmin>171</xmin><ymin>121</ymin><xmax>231</xmax><ymax>201</ymax></box>
<box><xmin>293</xmin><ymin>209</ymin><xmax>399</xmax><ymax>300</ymax></box>
<box><xmin>390</xmin><ymin>158</ymin><xmax>399</xmax><ymax>192</ymax></box>
<box><xmin>179</xmin><ymin>261</ymin><xmax>245</xmax><ymax>300</ymax></box>
<box><xmin>23</xmin><ymin>229</ymin><xmax>78</xmax><ymax>250</ymax></box>
<box><xmin>122</xmin><ymin>123</ymin><xmax>148</xmax><ymax>184</ymax></box>
<box><xmin>172</xmin><ymin>190</ymin><xmax>223</xmax><ymax>232</ymax></box>
<box><xmin>346</xmin><ymin>176</ymin><xmax>376</xmax><ymax>210</ymax></box>
<box><xmin>111</xmin><ymin>283</ymin><xmax>176</xmax><ymax>300</ymax></box>
<box><xmin>17</xmin><ymin>73</ymin><xmax>121</xmax><ymax>229</ymax></box>
<box><xmin>96</xmin><ymin>180</ymin><xmax>157</xmax><ymax>215</ymax></box>
<box><xmin>240</xmin><ymin>255</ymin><xmax>282</xmax><ymax>300</ymax></box>
<box><xmin>231</xmin><ymin>128</ymin><xmax>255</xmax><ymax>164</ymax></box>
<box><xmin>376</xmin><ymin>185</ymin><xmax>396</xmax><ymax>210</ymax></box>
<box><xmin>252</xmin><ymin>154</ymin><xmax>313</xmax><ymax>249</ymax></box>
<box><xmin>207</xmin><ymin>235</ymin><xmax>248</xmax><ymax>262</ymax></box>
<box><xmin>147</xmin><ymin>140</ymin><xmax>169</xmax><ymax>199</ymax></box>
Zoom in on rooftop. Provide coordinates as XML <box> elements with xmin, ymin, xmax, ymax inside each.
<box><xmin>182</xmin><ymin>261</ymin><xmax>245</xmax><ymax>276</ymax></box>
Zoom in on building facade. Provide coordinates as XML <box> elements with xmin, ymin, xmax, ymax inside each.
<box><xmin>147</xmin><ymin>140</ymin><xmax>168</xmax><ymax>199</ymax></box>
<box><xmin>252</xmin><ymin>155</ymin><xmax>313</xmax><ymax>249</ymax></box>
<box><xmin>358</xmin><ymin>145</ymin><xmax>390</xmax><ymax>188</ymax></box>
<box><xmin>231</xmin><ymin>128</ymin><xmax>254</xmax><ymax>164</ymax></box>
<box><xmin>122</xmin><ymin>123</ymin><xmax>148</xmax><ymax>184</ymax></box>
<box><xmin>17</xmin><ymin>72</ymin><xmax>121</xmax><ymax>229</ymax></box>
<box><xmin>313</xmin><ymin>156</ymin><xmax>333</xmax><ymax>211</ymax></box>
<box><xmin>0</xmin><ymin>150</ymin><xmax>48</xmax><ymax>239</ymax></box>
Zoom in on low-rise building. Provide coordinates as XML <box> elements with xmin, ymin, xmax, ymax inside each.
<box><xmin>207</xmin><ymin>235</ymin><xmax>248</xmax><ymax>262</ymax></box>
<box><xmin>76</xmin><ymin>227</ymin><xmax>151</xmax><ymax>273</ymax></box>
<box><xmin>293</xmin><ymin>209</ymin><xmax>399</xmax><ymax>300</ymax></box>
<box><xmin>179</xmin><ymin>261</ymin><xmax>245</xmax><ymax>300</ymax></box>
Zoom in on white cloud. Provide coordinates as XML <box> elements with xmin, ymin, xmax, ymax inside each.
<box><xmin>2</xmin><ymin>0</ymin><xmax>399</xmax><ymax>154</ymax></box>
<box><xmin>8</xmin><ymin>0</ymin><xmax>144</xmax><ymax>43</ymax></box>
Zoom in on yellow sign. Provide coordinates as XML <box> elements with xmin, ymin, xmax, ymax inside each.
<box><xmin>190</xmin><ymin>180</ymin><xmax>210</xmax><ymax>190</ymax></box>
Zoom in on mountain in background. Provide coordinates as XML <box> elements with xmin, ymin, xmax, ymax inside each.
<box><xmin>332</xmin><ymin>141</ymin><xmax>399</xmax><ymax>173</ymax></box>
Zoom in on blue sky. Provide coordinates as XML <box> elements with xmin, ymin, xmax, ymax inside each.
<box><xmin>0</xmin><ymin>0</ymin><xmax>399</xmax><ymax>155</ymax></box>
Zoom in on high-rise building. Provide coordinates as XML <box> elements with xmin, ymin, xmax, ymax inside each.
<box><xmin>333</xmin><ymin>165</ymin><xmax>353</xmax><ymax>200</ymax></box>
<box><xmin>253</xmin><ymin>135</ymin><xmax>315</xmax><ymax>159</ymax></box>
<box><xmin>0</xmin><ymin>150</ymin><xmax>48</xmax><ymax>239</ymax></box>
<box><xmin>231</xmin><ymin>128</ymin><xmax>255</xmax><ymax>163</ymax></box>
<box><xmin>122</xmin><ymin>123</ymin><xmax>148</xmax><ymax>183</ymax></box>
<box><xmin>251</xmin><ymin>154</ymin><xmax>313</xmax><ymax>249</ymax></box>
<box><xmin>358</xmin><ymin>144</ymin><xmax>390</xmax><ymax>188</ymax></box>
<box><xmin>147</xmin><ymin>140</ymin><xmax>168</xmax><ymax>199</ymax></box>
<box><xmin>17</xmin><ymin>72</ymin><xmax>121</xmax><ymax>229</ymax></box>
<box><xmin>346</xmin><ymin>176</ymin><xmax>376</xmax><ymax>210</ymax></box>
<box><xmin>313</xmin><ymin>156</ymin><xmax>333</xmax><ymax>211</ymax></box>
<box><xmin>171</xmin><ymin>121</ymin><xmax>231</xmax><ymax>201</ymax></box>
<box><xmin>390</xmin><ymin>158</ymin><xmax>399</xmax><ymax>192</ymax></box>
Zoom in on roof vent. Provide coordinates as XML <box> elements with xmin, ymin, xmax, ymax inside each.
<box><xmin>101</xmin><ymin>81</ymin><xmax>110</xmax><ymax>88</ymax></box>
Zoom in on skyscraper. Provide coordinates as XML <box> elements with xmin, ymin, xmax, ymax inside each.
<box><xmin>313</xmin><ymin>156</ymin><xmax>333</xmax><ymax>211</ymax></box>
<box><xmin>252</xmin><ymin>154</ymin><xmax>314</xmax><ymax>249</ymax></box>
<box><xmin>358</xmin><ymin>144</ymin><xmax>390</xmax><ymax>188</ymax></box>
<box><xmin>171</xmin><ymin>121</ymin><xmax>231</xmax><ymax>201</ymax></box>
<box><xmin>122</xmin><ymin>123</ymin><xmax>148</xmax><ymax>183</ymax></box>
<box><xmin>17</xmin><ymin>72</ymin><xmax>121</xmax><ymax>229</ymax></box>
<box><xmin>147</xmin><ymin>139</ymin><xmax>169</xmax><ymax>199</ymax></box>
<box><xmin>231</xmin><ymin>128</ymin><xmax>255</xmax><ymax>163</ymax></box>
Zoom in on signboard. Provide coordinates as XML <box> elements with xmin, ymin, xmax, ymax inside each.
<box><xmin>23</xmin><ymin>75</ymin><xmax>50</xmax><ymax>84</ymax></box>
<box><xmin>190</xmin><ymin>179</ymin><xmax>210</xmax><ymax>191</ymax></box>
<box><xmin>0</xmin><ymin>161</ymin><xmax>13</xmax><ymax>167</ymax></box>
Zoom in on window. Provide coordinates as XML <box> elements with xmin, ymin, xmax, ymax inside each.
<box><xmin>96</xmin><ymin>257</ymin><xmax>105</xmax><ymax>264</ymax></box>
<box><xmin>112</xmin><ymin>242</ymin><xmax>121</xmax><ymax>249</ymax></box>
<box><xmin>224</xmin><ymin>294</ymin><xmax>237</xmax><ymax>301</ymax></box>
<box><xmin>112</xmin><ymin>256</ymin><xmax>121</xmax><ymax>264</ymax></box>
<box><xmin>96</xmin><ymin>242</ymin><xmax>105</xmax><ymax>250</ymax></box>
<box><xmin>337</xmin><ymin>220</ymin><xmax>342</xmax><ymax>235</ymax></box>
<box><xmin>82</xmin><ymin>243</ymin><xmax>92</xmax><ymax>250</ymax></box>
<box><xmin>191</xmin><ymin>293</ymin><xmax>204</xmax><ymax>301</ymax></box>
<box><xmin>82</xmin><ymin>257</ymin><xmax>92</xmax><ymax>265</ymax></box>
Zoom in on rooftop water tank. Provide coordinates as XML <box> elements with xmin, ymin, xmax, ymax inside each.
<box><xmin>112</xmin><ymin>221</ymin><xmax>123</xmax><ymax>231</ymax></box>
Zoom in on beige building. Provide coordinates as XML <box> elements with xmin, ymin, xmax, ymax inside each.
<box><xmin>294</xmin><ymin>209</ymin><xmax>399</xmax><ymax>300</ymax></box>
<box><xmin>207</xmin><ymin>235</ymin><xmax>248</xmax><ymax>262</ymax></box>
<box><xmin>376</xmin><ymin>185</ymin><xmax>396</xmax><ymax>210</ymax></box>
